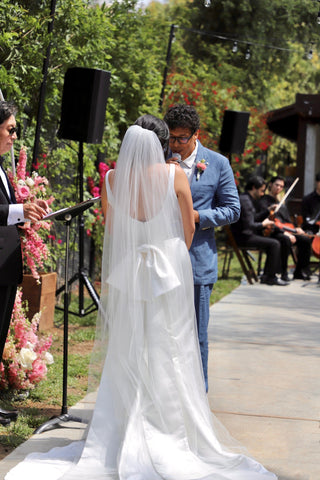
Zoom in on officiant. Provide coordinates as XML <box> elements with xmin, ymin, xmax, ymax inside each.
<box><xmin>0</xmin><ymin>101</ymin><xmax>48</xmax><ymax>426</ymax></box>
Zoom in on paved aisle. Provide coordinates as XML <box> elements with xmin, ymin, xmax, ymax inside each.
<box><xmin>0</xmin><ymin>277</ymin><xmax>319</xmax><ymax>479</ymax></box>
<box><xmin>208</xmin><ymin>277</ymin><xmax>320</xmax><ymax>480</ymax></box>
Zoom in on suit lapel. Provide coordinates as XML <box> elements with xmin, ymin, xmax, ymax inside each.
<box><xmin>0</xmin><ymin>167</ymin><xmax>15</xmax><ymax>204</ymax></box>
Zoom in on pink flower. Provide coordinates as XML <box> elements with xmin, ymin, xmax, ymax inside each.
<box><xmin>98</xmin><ymin>162</ymin><xmax>110</xmax><ymax>176</ymax></box>
<box><xmin>196</xmin><ymin>162</ymin><xmax>206</xmax><ymax>172</ymax></box>
<box><xmin>28</xmin><ymin>358</ymin><xmax>47</xmax><ymax>384</ymax></box>
<box><xmin>0</xmin><ymin>288</ymin><xmax>53</xmax><ymax>390</ymax></box>
<box><xmin>195</xmin><ymin>159</ymin><xmax>208</xmax><ymax>181</ymax></box>
<box><xmin>17</xmin><ymin>147</ymin><xmax>27</xmax><ymax>181</ymax></box>
<box><xmin>16</xmin><ymin>184</ymin><xmax>30</xmax><ymax>201</ymax></box>
<box><xmin>8</xmin><ymin>146</ymin><xmax>54</xmax><ymax>280</ymax></box>
<box><xmin>92</xmin><ymin>186</ymin><xmax>100</xmax><ymax>197</ymax></box>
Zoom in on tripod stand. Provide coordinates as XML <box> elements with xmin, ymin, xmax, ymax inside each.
<box><xmin>35</xmin><ymin>199</ymin><xmax>98</xmax><ymax>434</ymax></box>
<box><xmin>56</xmin><ymin>141</ymin><xmax>100</xmax><ymax>317</ymax></box>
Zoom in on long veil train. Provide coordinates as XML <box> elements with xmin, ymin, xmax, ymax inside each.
<box><xmin>6</xmin><ymin>126</ymin><xmax>277</xmax><ymax>480</ymax></box>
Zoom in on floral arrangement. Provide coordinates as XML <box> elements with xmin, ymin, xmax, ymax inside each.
<box><xmin>87</xmin><ymin>161</ymin><xmax>115</xmax><ymax>200</ymax></box>
<box><xmin>8</xmin><ymin>146</ymin><xmax>55</xmax><ymax>281</ymax></box>
<box><xmin>196</xmin><ymin>159</ymin><xmax>208</xmax><ymax>181</ymax></box>
<box><xmin>0</xmin><ymin>288</ymin><xmax>54</xmax><ymax>391</ymax></box>
<box><xmin>87</xmin><ymin>161</ymin><xmax>111</xmax><ymax>237</ymax></box>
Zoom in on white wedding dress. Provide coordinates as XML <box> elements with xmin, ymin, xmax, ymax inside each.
<box><xmin>6</xmin><ymin>126</ymin><xmax>277</xmax><ymax>480</ymax></box>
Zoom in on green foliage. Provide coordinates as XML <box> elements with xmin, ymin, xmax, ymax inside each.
<box><xmin>152</xmin><ymin>0</ymin><xmax>320</xmax><ymax>189</ymax></box>
<box><xmin>1</xmin><ymin>0</ymin><xmax>320</xmax><ymax>281</ymax></box>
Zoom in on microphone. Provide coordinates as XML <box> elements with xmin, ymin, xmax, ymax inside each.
<box><xmin>172</xmin><ymin>152</ymin><xmax>181</xmax><ymax>163</ymax></box>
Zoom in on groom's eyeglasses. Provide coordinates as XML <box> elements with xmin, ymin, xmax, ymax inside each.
<box><xmin>169</xmin><ymin>133</ymin><xmax>193</xmax><ymax>145</ymax></box>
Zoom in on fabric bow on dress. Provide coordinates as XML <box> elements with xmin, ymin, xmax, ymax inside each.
<box><xmin>107</xmin><ymin>243</ymin><xmax>181</xmax><ymax>301</ymax></box>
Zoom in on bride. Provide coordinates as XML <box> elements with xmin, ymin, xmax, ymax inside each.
<box><xmin>6</xmin><ymin>115</ymin><xmax>277</xmax><ymax>480</ymax></box>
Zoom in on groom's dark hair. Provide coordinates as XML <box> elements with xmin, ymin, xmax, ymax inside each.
<box><xmin>164</xmin><ymin>104</ymin><xmax>200</xmax><ymax>134</ymax></box>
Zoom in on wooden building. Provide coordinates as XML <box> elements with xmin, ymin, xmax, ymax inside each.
<box><xmin>267</xmin><ymin>93</ymin><xmax>320</xmax><ymax>213</ymax></box>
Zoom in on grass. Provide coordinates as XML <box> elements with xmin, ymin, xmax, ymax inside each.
<box><xmin>0</xmin><ymin>234</ymin><xmax>246</xmax><ymax>455</ymax></box>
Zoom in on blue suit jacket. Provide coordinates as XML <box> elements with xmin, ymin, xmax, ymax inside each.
<box><xmin>189</xmin><ymin>142</ymin><xmax>240</xmax><ymax>285</ymax></box>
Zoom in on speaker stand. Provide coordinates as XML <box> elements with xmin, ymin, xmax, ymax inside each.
<box><xmin>35</xmin><ymin>211</ymin><xmax>89</xmax><ymax>434</ymax></box>
<box><xmin>56</xmin><ymin>141</ymin><xmax>100</xmax><ymax>317</ymax></box>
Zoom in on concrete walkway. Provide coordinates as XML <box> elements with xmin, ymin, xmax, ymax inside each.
<box><xmin>0</xmin><ymin>274</ymin><xmax>319</xmax><ymax>479</ymax></box>
<box><xmin>207</xmin><ymin>275</ymin><xmax>320</xmax><ymax>480</ymax></box>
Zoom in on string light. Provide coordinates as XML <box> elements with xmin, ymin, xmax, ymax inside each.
<box><xmin>316</xmin><ymin>0</ymin><xmax>320</xmax><ymax>24</ymax></box>
<box><xmin>307</xmin><ymin>42</ymin><xmax>314</xmax><ymax>59</ymax></box>
<box><xmin>173</xmin><ymin>26</ymin><xmax>318</xmax><ymax>60</ymax></box>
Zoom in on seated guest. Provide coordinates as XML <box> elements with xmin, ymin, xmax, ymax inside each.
<box><xmin>231</xmin><ymin>175</ymin><xmax>289</xmax><ymax>286</ymax></box>
<box><xmin>258</xmin><ymin>176</ymin><xmax>312</xmax><ymax>281</ymax></box>
<box><xmin>302</xmin><ymin>171</ymin><xmax>320</xmax><ymax>234</ymax></box>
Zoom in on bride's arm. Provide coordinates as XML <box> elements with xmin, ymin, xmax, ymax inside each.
<box><xmin>101</xmin><ymin>176</ymin><xmax>108</xmax><ymax>220</ymax></box>
<box><xmin>174</xmin><ymin>166</ymin><xmax>195</xmax><ymax>249</ymax></box>
<box><xmin>101</xmin><ymin>170</ymin><xmax>115</xmax><ymax>220</ymax></box>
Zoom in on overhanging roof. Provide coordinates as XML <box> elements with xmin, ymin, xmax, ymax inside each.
<box><xmin>267</xmin><ymin>94</ymin><xmax>320</xmax><ymax>142</ymax></box>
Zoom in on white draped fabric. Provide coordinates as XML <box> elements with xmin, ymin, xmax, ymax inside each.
<box><xmin>6</xmin><ymin>126</ymin><xmax>277</xmax><ymax>480</ymax></box>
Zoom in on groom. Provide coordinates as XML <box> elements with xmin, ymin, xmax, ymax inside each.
<box><xmin>164</xmin><ymin>104</ymin><xmax>240</xmax><ymax>392</ymax></box>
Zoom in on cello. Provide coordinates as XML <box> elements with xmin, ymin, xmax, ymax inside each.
<box><xmin>311</xmin><ymin>222</ymin><xmax>320</xmax><ymax>259</ymax></box>
<box><xmin>304</xmin><ymin>206</ymin><xmax>320</xmax><ymax>259</ymax></box>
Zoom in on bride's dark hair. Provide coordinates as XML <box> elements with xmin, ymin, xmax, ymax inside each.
<box><xmin>134</xmin><ymin>114</ymin><xmax>169</xmax><ymax>154</ymax></box>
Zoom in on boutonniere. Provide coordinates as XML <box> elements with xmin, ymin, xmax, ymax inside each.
<box><xmin>195</xmin><ymin>159</ymin><xmax>208</xmax><ymax>181</ymax></box>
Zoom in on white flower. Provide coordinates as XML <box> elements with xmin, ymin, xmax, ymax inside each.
<box><xmin>43</xmin><ymin>352</ymin><xmax>54</xmax><ymax>365</ymax></box>
<box><xmin>25</xmin><ymin>177</ymin><xmax>35</xmax><ymax>187</ymax></box>
<box><xmin>17</xmin><ymin>179</ymin><xmax>26</xmax><ymax>186</ymax></box>
<box><xmin>17</xmin><ymin>348</ymin><xmax>37</xmax><ymax>370</ymax></box>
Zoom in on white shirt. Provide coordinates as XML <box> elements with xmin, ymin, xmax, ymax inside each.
<box><xmin>0</xmin><ymin>165</ymin><xmax>26</xmax><ymax>225</ymax></box>
<box><xmin>178</xmin><ymin>142</ymin><xmax>198</xmax><ymax>184</ymax></box>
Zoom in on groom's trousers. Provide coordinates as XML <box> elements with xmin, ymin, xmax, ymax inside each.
<box><xmin>194</xmin><ymin>283</ymin><xmax>213</xmax><ymax>393</ymax></box>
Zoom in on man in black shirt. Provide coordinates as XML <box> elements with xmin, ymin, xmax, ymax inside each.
<box><xmin>231</xmin><ymin>175</ymin><xmax>289</xmax><ymax>286</ymax></box>
<box><xmin>302</xmin><ymin>172</ymin><xmax>320</xmax><ymax>234</ymax></box>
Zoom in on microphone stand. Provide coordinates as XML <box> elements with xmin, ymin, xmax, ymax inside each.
<box><xmin>34</xmin><ymin>198</ymin><xmax>99</xmax><ymax>434</ymax></box>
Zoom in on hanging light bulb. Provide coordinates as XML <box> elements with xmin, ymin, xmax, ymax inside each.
<box><xmin>245</xmin><ymin>45</ymin><xmax>251</xmax><ymax>60</ymax></box>
<box><xmin>232</xmin><ymin>41</ymin><xmax>238</xmax><ymax>53</ymax></box>
<box><xmin>204</xmin><ymin>0</ymin><xmax>211</xmax><ymax>7</ymax></box>
<box><xmin>307</xmin><ymin>44</ymin><xmax>313</xmax><ymax>60</ymax></box>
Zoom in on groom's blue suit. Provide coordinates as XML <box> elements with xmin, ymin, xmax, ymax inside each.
<box><xmin>188</xmin><ymin>142</ymin><xmax>240</xmax><ymax>391</ymax></box>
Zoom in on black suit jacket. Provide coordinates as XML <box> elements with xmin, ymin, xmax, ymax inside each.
<box><xmin>0</xmin><ymin>162</ymin><xmax>23</xmax><ymax>285</ymax></box>
<box><xmin>231</xmin><ymin>192</ymin><xmax>266</xmax><ymax>244</ymax></box>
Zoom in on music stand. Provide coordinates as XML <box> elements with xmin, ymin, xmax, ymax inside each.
<box><xmin>34</xmin><ymin>198</ymin><xmax>99</xmax><ymax>434</ymax></box>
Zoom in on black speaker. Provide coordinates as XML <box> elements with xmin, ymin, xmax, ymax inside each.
<box><xmin>219</xmin><ymin>110</ymin><xmax>250</xmax><ymax>154</ymax></box>
<box><xmin>58</xmin><ymin>67</ymin><xmax>111</xmax><ymax>144</ymax></box>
